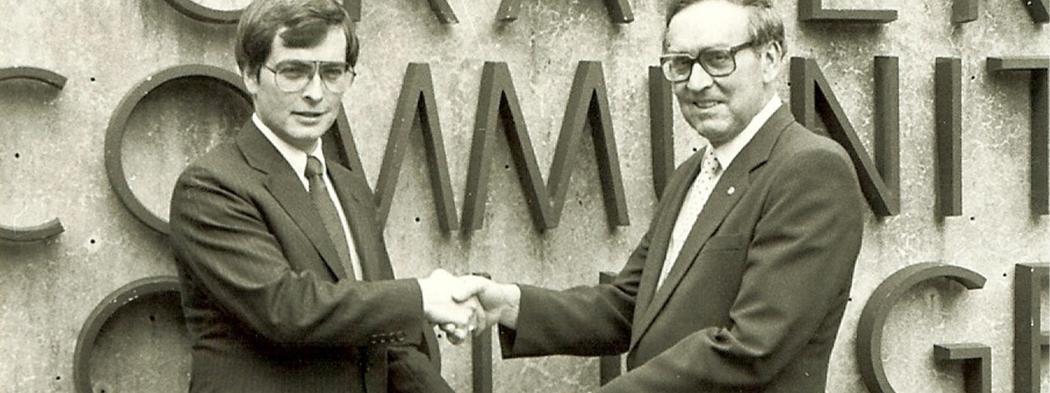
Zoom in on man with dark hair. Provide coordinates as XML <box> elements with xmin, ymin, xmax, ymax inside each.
<box><xmin>454</xmin><ymin>0</ymin><xmax>865</xmax><ymax>391</ymax></box>
<box><xmin>170</xmin><ymin>1</ymin><xmax>474</xmax><ymax>392</ymax></box>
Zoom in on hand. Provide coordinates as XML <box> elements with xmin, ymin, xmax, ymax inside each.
<box><xmin>447</xmin><ymin>274</ymin><xmax>521</xmax><ymax>333</ymax></box>
<box><xmin>418</xmin><ymin>269</ymin><xmax>484</xmax><ymax>344</ymax></box>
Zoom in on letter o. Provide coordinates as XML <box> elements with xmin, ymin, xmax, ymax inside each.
<box><xmin>104</xmin><ymin>64</ymin><xmax>250</xmax><ymax>235</ymax></box>
<box><xmin>72</xmin><ymin>276</ymin><xmax>182</xmax><ymax>393</ymax></box>
<box><xmin>162</xmin><ymin>0</ymin><xmax>242</xmax><ymax>24</ymax></box>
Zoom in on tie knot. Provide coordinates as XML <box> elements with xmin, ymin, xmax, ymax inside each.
<box><xmin>704</xmin><ymin>149</ymin><xmax>722</xmax><ymax>173</ymax></box>
<box><xmin>305</xmin><ymin>156</ymin><xmax>325</xmax><ymax>179</ymax></box>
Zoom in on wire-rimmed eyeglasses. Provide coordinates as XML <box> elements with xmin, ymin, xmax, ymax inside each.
<box><xmin>261</xmin><ymin>60</ymin><xmax>357</xmax><ymax>93</ymax></box>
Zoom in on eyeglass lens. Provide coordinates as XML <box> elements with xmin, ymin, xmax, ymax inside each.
<box><xmin>662</xmin><ymin>49</ymin><xmax>737</xmax><ymax>82</ymax></box>
<box><xmin>271</xmin><ymin>60</ymin><xmax>354</xmax><ymax>93</ymax></box>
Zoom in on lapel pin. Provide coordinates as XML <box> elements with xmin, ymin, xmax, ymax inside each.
<box><xmin>727</xmin><ymin>186</ymin><xmax>736</xmax><ymax>195</ymax></box>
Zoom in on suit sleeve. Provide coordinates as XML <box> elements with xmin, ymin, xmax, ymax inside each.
<box><xmin>598</xmin><ymin>146</ymin><xmax>864</xmax><ymax>392</ymax></box>
<box><xmin>497</xmin><ymin>233</ymin><xmax>647</xmax><ymax>357</ymax></box>
<box><xmin>170</xmin><ymin>163</ymin><xmax>427</xmax><ymax>348</ymax></box>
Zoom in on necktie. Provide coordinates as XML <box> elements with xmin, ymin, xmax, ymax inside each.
<box><xmin>305</xmin><ymin>156</ymin><xmax>356</xmax><ymax>280</ymax></box>
<box><xmin>656</xmin><ymin>149</ymin><xmax>722</xmax><ymax>289</ymax></box>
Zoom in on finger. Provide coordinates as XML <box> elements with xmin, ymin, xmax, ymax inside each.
<box><xmin>445</xmin><ymin>328</ymin><xmax>466</xmax><ymax>345</ymax></box>
<box><xmin>450</xmin><ymin>327</ymin><xmax>470</xmax><ymax>344</ymax></box>
<box><xmin>440</xmin><ymin>323</ymin><xmax>458</xmax><ymax>334</ymax></box>
<box><xmin>462</xmin><ymin>298</ymin><xmax>483</xmax><ymax>331</ymax></box>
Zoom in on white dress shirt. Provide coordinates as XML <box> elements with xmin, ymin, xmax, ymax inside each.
<box><xmin>253</xmin><ymin>114</ymin><xmax>364</xmax><ymax>280</ymax></box>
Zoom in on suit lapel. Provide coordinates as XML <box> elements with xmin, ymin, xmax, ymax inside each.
<box><xmin>236</xmin><ymin>122</ymin><xmax>349</xmax><ymax>280</ymax></box>
<box><xmin>328</xmin><ymin>162</ymin><xmax>394</xmax><ymax>281</ymax></box>
<box><xmin>631</xmin><ymin>152</ymin><xmax>705</xmax><ymax>338</ymax></box>
<box><xmin>630</xmin><ymin>107</ymin><xmax>795</xmax><ymax>348</ymax></box>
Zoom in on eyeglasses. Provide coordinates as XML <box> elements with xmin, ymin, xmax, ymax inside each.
<box><xmin>261</xmin><ymin>60</ymin><xmax>357</xmax><ymax>93</ymax></box>
<box><xmin>659</xmin><ymin>41</ymin><xmax>756</xmax><ymax>82</ymax></box>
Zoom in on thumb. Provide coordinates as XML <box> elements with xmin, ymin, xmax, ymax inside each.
<box><xmin>450</xmin><ymin>276</ymin><xmax>488</xmax><ymax>303</ymax></box>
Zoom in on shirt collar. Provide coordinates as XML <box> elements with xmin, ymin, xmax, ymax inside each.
<box><xmin>710</xmin><ymin>96</ymin><xmax>781</xmax><ymax>170</ymax></box>
<box><xmin>253</xmin><ymin>113</ymin><xmax>326</xmax><ymax>183</ymax></box>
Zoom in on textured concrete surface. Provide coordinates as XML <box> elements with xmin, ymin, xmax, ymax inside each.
<box><xmin>0</xmin><ymin>0</ymin><xmax>1047</xmax><ymax>392</ymax></box>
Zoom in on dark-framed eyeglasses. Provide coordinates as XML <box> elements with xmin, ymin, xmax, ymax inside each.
<box><xmin>261</xmin><ymin>60</ymin><xmax>357</xmax><ymax>93</ymax></box>
<box><xmin>659</xmin><ymin>40</ymin><xmax>756</xmax><ymax>82</ymax></box>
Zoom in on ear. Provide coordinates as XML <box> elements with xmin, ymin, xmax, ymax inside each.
<box><xmin>242</xmin><ymin>69</ymin><xmax>260</xmax><ymax>96</ymax></box>
<box><xmin>759</xmin><ymin>41</ymin><xmax>784</xmax><ymax>84</ymax></box>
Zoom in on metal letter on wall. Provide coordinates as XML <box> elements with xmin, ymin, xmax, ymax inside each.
<box><xmin>374</xmin><ymin>63</ymin><xmax>459</xmax><ymax>231</ymax></box>
<box><xmin>0</xmin><ymin>67</ymin><xmax>66</xmax><ymax>242</ymax></box>
<box><xmin>496</xmin><ymin>0</ymin><xmax>634</xmax><ymax>23</ymax></box>
<box><xmin>987</xmin><ymin>57</ymin><xmax>1050</xmax><ymax>215</ymax></box>
<box><xmin>160</xmin><ymin>1</ymin><xmax>378</xmax><ymax>24</ymax></box>
<box><xmin>598</xmin><ymin>271</ymin><xmax>623</xmax><ymax>385</ymax></box>
<box><xmin>935</xmin><ymin>58</ymin><xmax>963</xmax><ymax>217</ymax></box>
<box><xmin>546</xmin><ymin>61</ymin><xmax>629</xmax><ymax>228</ymax></box>
<box><xmin>73</xmin><ymin>276</ymin><xmax>182</xmax><ymax>393</ymax></box>
<box><xmin>1014</xmin><ymin>263</ymin><xmax>1049</xmax><ymax>393</ymax></box>
<box><xmin>161</xmin><ymin>0</ymin><xmax>242</xmax><ymax>24</ymax></box>
<box><xmin>343</xmin><ymin>0</ymin><xmax>458</xmax><ymax>23</ymax></box>
<box><xmin>855</xmin><ymin>262</ymin><xmax>986</xmax><ymax>393</ymax></box>
<box><xmin>933</xmin><ymin>344</ymin><xmax>991</xmax><ymax>393</ymax></box>
<box><xmin>797</xmin><ymin>0</ymin><xmax>897</xmax><ymax>23</ymax></box>
<box><xmin>471</xmin><ymin>272</ymin><xmax>493</xmax><ymax>393</ymax></box>
<box><xmin>345</xmin><ymin>0</ymin><xmax>362</xmax><ymax>21</ymax></box>
<box><xmin>104</xmin><ymin>65</ymin><xmax>251</xmax><ymax>235</ymax></box>
<box><xmin>649</xmin><ymin>66</ymin><xmax>674</xmax><ymax>200</ymax></box>
<box><xmin>462</xmin><ymin>61</ymin><xmax>630</xmax><ymax>233</ymax></box>
<box><xmin>1020</xmin><ymin>0</ymin><xmax>1050</xmax><ymax>23</ymax></box>
<box><xmin>789</xmin><ymin>57</ymin><xmax>900</xmax><ymax>217</ymax></box>
<box><xmin>952</xmin><ymin>0</ymin><xmax>979</xmax><ymax>23</ymax></box>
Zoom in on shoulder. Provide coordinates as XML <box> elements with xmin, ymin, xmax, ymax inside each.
<box><xmin>770</xmin><ymin>123</ymin><xmax>855</xmax><ymax>177</ymax></box>
<box><xmin>173</xmin><ymin>141</ymin><xmax>258</xmax><ymax>200</ymax></box>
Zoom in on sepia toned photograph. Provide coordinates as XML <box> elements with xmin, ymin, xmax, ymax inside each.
<box><xmin>0</xmin><ymin>0</ymin><xmax>1047</xmax><ymax>392</ymax></box>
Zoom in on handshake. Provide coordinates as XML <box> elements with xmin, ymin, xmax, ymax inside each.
<box><xmin>417</xmin><ymin>269</ymin><xmax>522</xmax><ymax>344</ymax></box>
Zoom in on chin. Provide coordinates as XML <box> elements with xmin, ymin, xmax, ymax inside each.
<box><xmin>689</xmin><ymin>121</ymin><xmax>732</xmax><ymax>143</ymax></box>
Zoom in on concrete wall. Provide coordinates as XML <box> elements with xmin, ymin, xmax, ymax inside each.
<box><xmin>0</xmin><ymin>0</ymin><xmax>1046</xmax><ymax>392</ymax></box>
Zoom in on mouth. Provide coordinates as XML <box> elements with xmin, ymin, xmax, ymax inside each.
<box><xmin>292</xmin><ymin>110</ymin><xmax>327</xmax><ymax>119</ymax></box>
<box><xmin>691</xmin><ymin>100</ymin><xmax>722</xmax><ymax>110</ymax></box>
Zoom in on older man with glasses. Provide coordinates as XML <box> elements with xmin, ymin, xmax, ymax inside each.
<box><xmin>169</xmin><ymin>1</ymin><xmax>480</xmax><ymax>392</ymax></box>
<box><xmin>452</xmin><ymin>0</ymin><xmax>866</xmax><ymax>391</ymax></box>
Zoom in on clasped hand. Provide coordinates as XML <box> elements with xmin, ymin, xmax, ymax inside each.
<box><xmin>418</xmin><ymin>269</ymin><xmax>520</xmax><ymax>344</ymax></box>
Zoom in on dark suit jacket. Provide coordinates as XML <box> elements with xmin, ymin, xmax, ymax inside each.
<box><xmin>170</xmin><ymin>122</ymin><xmax>449</xmax><ymax>393</ymax></box>
<box><xmin>500</xmin><ymin>107</ymin><xmax>865</xmax><ymax>392</ymax></box>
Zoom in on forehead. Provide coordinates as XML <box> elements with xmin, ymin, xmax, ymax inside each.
<box><xmin>268</xmin><ymin>26</ymin><xmax>347</xmax><ymax>62</ymax></box>
<box><xmin>665</xmin><ymin>1</ymin><xmax>751</xmax><ymax>51</ymax></box>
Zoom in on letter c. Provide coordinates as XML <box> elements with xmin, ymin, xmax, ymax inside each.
<box><xmin>0</xmin><ymin>67</ymin><xmax>67</xmax><ymax>242</ymax></box>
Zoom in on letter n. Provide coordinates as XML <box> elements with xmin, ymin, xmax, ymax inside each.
<box><xmin>790</xmin><ymin>57</ymin><xmax>900</xmax><ymax>217</ymax></box>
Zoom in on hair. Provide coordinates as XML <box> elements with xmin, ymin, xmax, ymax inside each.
<box><xmin>665</xmin><ymin>0</ymin><xmax>785</xmax><ymax>55</ymax></box>
<box><xmin>235</xmin><ymin>0</ymin><xmax>360</xmax><ymax>78</ymax></box>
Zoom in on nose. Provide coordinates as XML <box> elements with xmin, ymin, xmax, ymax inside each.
<box><xmin>301</xmin><ymin>71</ymin><xmax>325</xmax><ymax>102</ymax></box>
<box><xmin>685</xmin><ymin>62</ymin><xmax>714</xmax><ymax>91</ymax></box>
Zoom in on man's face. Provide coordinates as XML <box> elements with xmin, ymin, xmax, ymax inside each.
<box><xmin>665</xmin><ymin>0</ymin><xmax>777</xmax><ymax>147</ymax></box>
<box><xmin>244</xmin><ymin>26</ymin><xmax>347</xmax><ymax>152</ymax></box>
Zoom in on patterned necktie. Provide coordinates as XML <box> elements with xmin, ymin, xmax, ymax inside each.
<box><xmin>305</xmin><ymin>156</ymin><xmax>356</xmax><ymax>280</ymax></box>
<box><xmin>656</xmin><ymin>149</ymin><xmax>723</xmax><ymax>289</ymax></box>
